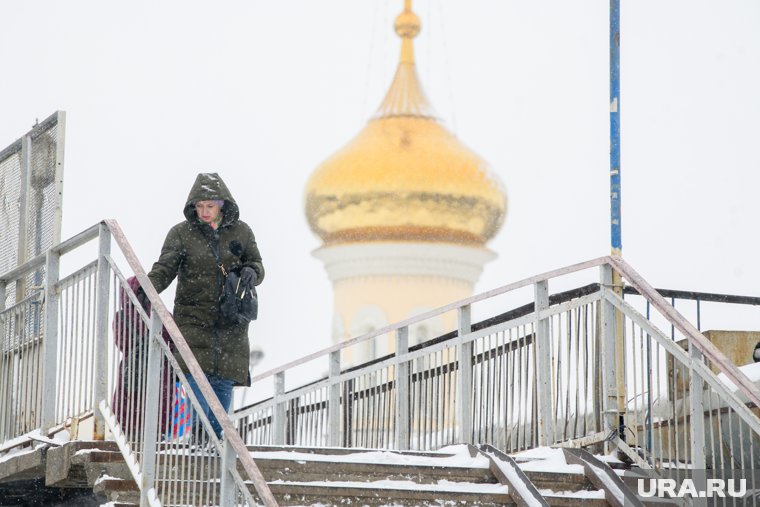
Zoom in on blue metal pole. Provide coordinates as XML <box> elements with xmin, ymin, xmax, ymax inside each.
<box><xmin>609</xmin><ymin>0</ymin><xmax>626</xmax><ymax>445</ymax></box>
<box><xmin>610</xmin><ymin>0</ymin><xmax>622</xmax><ymax>257</ymax></box>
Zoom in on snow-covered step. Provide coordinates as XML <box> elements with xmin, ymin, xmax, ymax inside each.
<box><xmin>264</xmin><ymin>480</ymin><xmax>512</xmax><ymax>507</ymax></box>
<box><xmin>242</xmin><ymin>444</ymin><xmax>611</xmax><ymax>507</ymax></box>
<box><xmin>250</xmin><ymin>445</ymin><xmax>498</xmax><ymax>486</ymax></box>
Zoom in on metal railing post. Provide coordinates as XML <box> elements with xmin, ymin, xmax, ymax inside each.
<box><xmin>394</xmin><ymin>326</ymin><xmax>409</xmax><ymax>450</ymax></box>
<box><xmin>140</xmin><ymin>309</ymin><xmax>163</xmax><ymax>507</ymax></box>
<box><xmin>220</xmin><ymin>436</ymin><xmax>236</xmax><ymax>506</ymax></box>
<box><xmin>40</xmin><ymin>250</ymin><xmax>60</xmax><ymax>434</ymax></box>
<box><xmin>15</xmin><ymin>136</ymin><xmax>31</xmax><ymax>304</ymax></box>
<box><xmin>600</xmin><ymin>264</ymin><xmax>619</xmax><ymax>451</ymax></box>
<box><xmin>272</xmin><ymin>372</ymin><xmax>285</xmax><ymax>445</ymax></box>
<box><xmin>328</xmin><ymin>350</ymin><xmax>341</xmax><ymax>447</ymax></box>
<box><xmin>534</xmin><ymin>280</ymin><xmax>554</xmax><ymax>446</ymax></box>
<box><xmin>456</xmin><ymin>305</ymin><xmax>472</xmax><ymax>444</ymax></box>
<box><xmin>93</xmin><ymin>222</ymin><xmax>111</xmax><ymax>439</ymax></box>
<box><xmin>689</xmin><ymin>342</ymin><xmax>706</xmax><ymax>484</ymax></box>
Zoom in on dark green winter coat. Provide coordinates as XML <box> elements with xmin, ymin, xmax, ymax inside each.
<box><xmin>147</xmin><ymin>173</ymin><xmax>264</xmax><ymax>386</ymax></box>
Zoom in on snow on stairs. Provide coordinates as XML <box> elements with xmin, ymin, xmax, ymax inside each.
<box><xmin>246</xmin><ymin>444</ymin><xmax>633</xmax><ymax>506</ymax></box>
<box><xmin>21</xmin><ymin>440</ymin><xmax>671</xmax><ymax>506</ymax></box>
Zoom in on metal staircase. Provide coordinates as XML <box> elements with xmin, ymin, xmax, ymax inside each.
<box><xmin>1</xmin><ymin>220</ymin><xmax>759</xmax><ymax>506</ymax></box>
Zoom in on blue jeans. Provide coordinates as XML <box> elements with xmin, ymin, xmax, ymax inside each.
<box><xmin>186</xmin><ymin>374</ymin><xmax>234</xmax><ymax>439</ymax></box>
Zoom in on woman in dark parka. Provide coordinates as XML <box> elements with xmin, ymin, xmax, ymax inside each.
<box><xmin>145</xmin><ymin>172</ymin><xmax>264</xmax><ymax>438</ymax></box>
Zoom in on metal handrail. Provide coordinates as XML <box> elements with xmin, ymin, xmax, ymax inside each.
<box><xmin>0</xmin><ymin>223</ymin><xmax>99</xmax><ymax>286</ymax></box>
<box><xmin>243</xmin><ymin>259</ymin><xmax>760</xmax><ymax>407</ymax></box>
<box><xmin>623</xmin><ymin>286</ymin><xmax>760</xmax><ymax>306</ymax></box>
<box><xmin>103</xmin><ymin>220</ymin><xmax>278</xmax><ymax>506</ymax></box>
<box><xmin>232</xmin><ymin>255</ymin><xmax>760</xmax><ymax>470</ymax></box>
<box><xmin>4</xmin><ymin>224</ymin><xmax>760</xmax><ymax>498</ymax></box>
<box><xmin>609</xmin><ymin>256</ymin><xmax>760</xmax><ymax>409</ymax></box>
<box><xmin>250</xmin><ymin>256</ymin><xmax>610</xmax><ymax>384</ymax></box>
<box><xmin>0</xmin><ymin>220</ymin><xmax>278</xmax><ymax>506</ymax></box>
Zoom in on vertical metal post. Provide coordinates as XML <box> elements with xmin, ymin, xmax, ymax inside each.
<box><xmin>689</xmin><ymin>343</ymin><xmax>706</xmax><ymax>465</ymax></box>
<box><xmin>140</xmin><ymin>309</ymin><xmax>163</xmax><ymax>507</ymax></box>
<box><xmin>93</xmin><ymin>223</ymin><xmax>111</xmax><ymax>440</ymax></box>
<box><xmin>395</xmin><ymin>326</ymin><xmax>409</xmax><ymax>450</ymax></box>
<box><xmin>15</xmin><ymin>136</ymin><xmax>32</xmax><ymax>303</ymax></box>
<box><xmin>272</xmin><ymin>372</ymin><xmax>285</xmax><ymax>445</ymax></box>
<box><xmin>534</xmin><ymin>280</ymin><xmax>554</xmax><ymax>446</ymax></box>
<box><xmin>689</xmin><ymin>342</ymin><xmax>707</xmax><ymax>507</ymax></box>
<box><xmin>220</xmin><ymin>437</ymin><xmax>237</xmax><ymax>506</ymax></box>
<box><xmin>456</xmin><ymin>305</ymin><xmax>472</xmax><ymax>444</ymax></box>
<box><xmin>600</xmin><ymin>265</ymin><xmax>619</xmax><ymax>451</ymax></box>
<box><xmin>328</xmin><ymin>350</ymin><xmax>341</xmax><ymax>447</ymax></box>
<box><xmin>52</xmin><ymin>111</ymin><xmax>66</xmax><ymax>247</ymax></box>
<box><xmin>610</xmin><ymin>0</ymin><xmax>622</xmax><ymax>258</ymax></box>
<box><xmin>41</xmin><ymin>250</ymin><xmax>60</xmax><ymax>434</ymax></box>
<box><xmin>609</xmin><ymin>1</ymin><xmax>628</xmax><ymax>442</ymax></box>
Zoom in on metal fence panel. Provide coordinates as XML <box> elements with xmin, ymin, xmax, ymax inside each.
<box><xmin>0</xmin><ymin>111</ymin><xmax>65</xmax><ymax>309</ymax></box>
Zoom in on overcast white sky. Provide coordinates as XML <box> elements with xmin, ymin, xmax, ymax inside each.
<box><xmin>2</xmin><ymin>1</ymin><xmax>759</xmax><ymax>379</ymax></box>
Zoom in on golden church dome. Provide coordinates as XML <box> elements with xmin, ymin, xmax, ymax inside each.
<box><xmin>305</xmin><ymin>0</ymin><xmax>506</xmax><ymax>246</ymax></box>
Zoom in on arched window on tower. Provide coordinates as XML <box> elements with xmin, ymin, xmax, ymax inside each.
<box><xmin>406</xmin><ymin>308</ymin><xmax>442</xmax><ymax>348</ymax></box>
<box><xmin>350</xmin><ymin>305</ymin><xmax>388</xmax><ymax>366</ymax></box>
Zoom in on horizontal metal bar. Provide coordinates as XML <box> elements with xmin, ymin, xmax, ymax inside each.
<box><xmin>101</xmin><ymin>219</ymin><xmax>278</xmax><ymax>506</ymax></box>
<box><xmin>602</xmin><ymin>287</ymin><xmax>760</xmax><ymax>437</ymax></box>
<box><xmin>0</xmin><ymin>223</ymin><xmax>99</xmax><ymax>285</ymax></box>
<box><xmin>555</xmin><ymin>431</ymin><xmax>609</xmax><ymax>448</ymax></box>
<box><xmin>0</xmin><ymin>111</ymin><xmax>60</xmax><ymax>164</ymax></box>
<box><xmin>400</xmin><ymin>282</ymin><xmax>602</xmax><ymax>357</ymax></box>
<box><xmin>237</xmin><ymin>292</ymin><xmax>602</xmax><ymax>418</ymax></box>
<box><xmin>343</xmin><ymin>291</ymin><xmax>592</xmax><ymax>376</ymax></box>
<box><xmin>252</xmin><ymin>257</ymin><xmax>611</xmax><ymax>383</ymax></box>
<box><xmin>624</xmin><ymin>285</ymin><xmax>760</xmax><ymax>306</ymax></box>
<box><xmin>56</xmin><ymin>260</ymin><xmax>98</xmax><ymax>289</ymax></box>
<box><xmin>609</xmin><ymin>256</ymin><xmax>760</xmax><ymax>409</ymax></box>
<box><xmin>0</xmin><ymin>291</ymin><xmax>43</xmax><ymax>316</ymax></box>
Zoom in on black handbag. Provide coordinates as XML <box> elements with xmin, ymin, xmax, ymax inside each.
<box><xmin>203</xmin><ymin>233</ymin><xmax>259</xmax><ymax>325</ymax></box>
<box><xmin>219</xmin><ymin>270</ymin><xmax>258</xmax><ymax>325</ymax></box>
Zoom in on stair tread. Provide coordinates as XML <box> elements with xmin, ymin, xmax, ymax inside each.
<box><xmin>250</xmin><ymin>447</ymin><xmax>490</xmax><ymax>469</ymax></box>
<box><xmin>267</xmin><ymin>479</ymin><xmax>605</xmax><ymax>497</ymax></box>
<box><xmin>269</xmin><ymin>478</ymin><xmax>509</xmax><ymax>494</ymax></box>
<box><xmin>248</xmin><ymin>444</ymin><xmax>457</xmax><ymax>458</ymax></box>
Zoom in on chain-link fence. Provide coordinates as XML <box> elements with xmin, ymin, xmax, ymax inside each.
<box><xmin>0</xmin><ymin>111</ymin><xmax>65</xmax><ymax>308</ymax></box>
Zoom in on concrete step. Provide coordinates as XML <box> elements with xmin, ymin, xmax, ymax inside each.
<box><xmin>45</xmin><ymin>440</ymin><xmax>120</xmax><ymax>488</ymax></box>
<box><xmin>251</xmin><ymin>482</ymin><xmax>609</xmax><ymax>507</ymax></box>
<box><xmin>248</xmin><ymin>448</ymin><xmax>498</xmax><ymax>486</ymax></box>
<box><xmin>522</xmin><ymin>469</ymin><xmax>596</xmax><ymax>493</ymax></box>
<box><xmin>243</xmin><ymin>444</ymin><xmax>608</xmax><ymax>507</ymax></box>
<box><xmin>10</xmin><ymin>440</ymin><xmax>624</xmax><ymax>506</ymax></box>
<box><xmin>92</xmin><ymin>476</ymin><xmax>140</xmax><ymax>504</ymax></box>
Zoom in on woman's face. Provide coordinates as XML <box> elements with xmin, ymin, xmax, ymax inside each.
<box><xmin>195</xmin><ymin>200</ymin><xmax>222</xmax><ymax>224</ymax></box>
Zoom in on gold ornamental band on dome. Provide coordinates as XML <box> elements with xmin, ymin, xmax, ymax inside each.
<box><xmin>304</xmin><ymin>0</ymin><xmax>508</xmax><ymax>247</ymax></box>
<box><xmin>305</xmin><ymin>190</ymin><xmax>505</xmax><ymax>246</ymax></box>
<box><xmin>318</xmin><ymin>226</ymin><xmax>484</xmax><ymax>246</ymax></box>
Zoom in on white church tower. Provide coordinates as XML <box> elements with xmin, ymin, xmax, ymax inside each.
<box><xmin>304</xmin><ymin>0</ymin><xmax>507</xmax><ymax>366</ymax></box>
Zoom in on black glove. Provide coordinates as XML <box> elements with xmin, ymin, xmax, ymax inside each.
<box><xmin>240</xmin><ymin>266</ymin><xmax>257</xmax><ymax>289</ymax></box>
<box><xmin>135</xmin><ymin>286</ymin><xmax>150</xmax><ymax>310</ymax></box>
